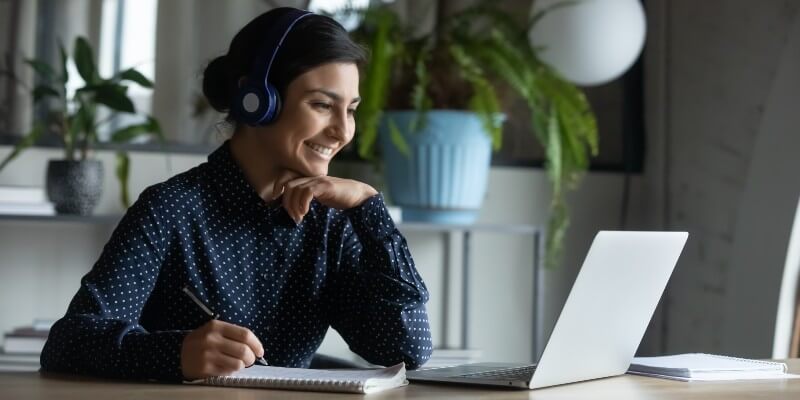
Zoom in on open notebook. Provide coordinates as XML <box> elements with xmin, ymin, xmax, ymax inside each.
<box><xmin>628</xmin><ymin>353</ymin><xmax>792</xmax><ymax>381</ymax></box>
<box><xmin>187</xmin><ymin>363</ymin><xmax>407</xmax><ymax>394</ymax></box>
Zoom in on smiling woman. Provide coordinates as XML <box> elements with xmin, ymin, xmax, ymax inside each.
<box><xmin>233</xmin><ymin>63</ymin><xmax>362</xmax><ymax>181</ymax></box>
<box><xmin>39</xmin><ymin>7</ymin><xmax>433</xmax><ymax>382</ymax></box>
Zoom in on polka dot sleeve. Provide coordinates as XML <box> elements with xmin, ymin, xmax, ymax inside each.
<box><xmin>39</xmin><ymin>187</ymin><xmax>189</xmax><ymax>382</ymax></box>
<box><xmin>325</xmin><ymin>193</ymin><xmax>433</xmax><ymax>369</ymax></box>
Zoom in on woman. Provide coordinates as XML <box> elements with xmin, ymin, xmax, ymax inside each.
<box><xmin>40</xmin><ymin>7</ymin><xmax>432</xmax><ymax>382</ymax></box>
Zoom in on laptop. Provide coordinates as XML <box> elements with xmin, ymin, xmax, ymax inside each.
<box><xmin>407</xmin><ymin>231</ymin><xmax>689</xmax><ymax>389</ymax></box>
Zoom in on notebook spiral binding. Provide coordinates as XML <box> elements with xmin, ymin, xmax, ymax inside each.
<box><xmin>702</xmin><ymin>353</ymin><xmax>788</xmax><ymax>371</ymax></box>
<box><xmin>206</xmin><ymin>375</ymin><xmax>364</xmax><ymax>392</ymax></box>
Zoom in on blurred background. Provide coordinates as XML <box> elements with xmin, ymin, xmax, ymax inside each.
<box><xmin>0</xmin><ymin>0</ymin><xmax>798</xmax><ymax>370</ymax></box>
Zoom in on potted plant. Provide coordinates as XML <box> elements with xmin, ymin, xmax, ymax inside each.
<box><xmin>341</xmin><ymin>3</ymin><xmax>598</xmax><ymax>267</ymax></box>
<box><xmin>0</xmin><ymin>36</ymin><xmax>163</xmax><ymax>214</ymax></box>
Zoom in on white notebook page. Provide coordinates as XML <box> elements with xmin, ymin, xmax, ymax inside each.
<box><xmin>193</xmin><ymin>362</ymin><xmax>407</xmax><ymax>393</ymax></box>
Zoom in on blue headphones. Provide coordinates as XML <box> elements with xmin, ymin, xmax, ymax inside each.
<box><xmin>232</xmin><ymin>9</ymin><xmax>313</xmax><ymax>126</ymax></box>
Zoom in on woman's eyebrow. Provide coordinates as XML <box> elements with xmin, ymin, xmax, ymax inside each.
<box><xmin>305</xmin><ymin>88</ymin><xmax>361</xmax><ymax>104</ymax></box>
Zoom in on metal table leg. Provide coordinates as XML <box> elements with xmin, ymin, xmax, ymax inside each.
<box><xmin>532</xmin><ymin>231</ymin><xmax>541</xmax><ymax>361</ymax></box>
<box><xmin>441</xmin><ymin>231</ymin><xmax>452</xmax><ymax>348</ymax></box>
<box><xmin>462</xmin><ymin>230</ymin><xmax>471</xmax><ymax>349</ymax></box>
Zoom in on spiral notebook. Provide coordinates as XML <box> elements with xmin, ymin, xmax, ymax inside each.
<box><xmin>188</xmin><ymin>362</ymin><xmax>407</xmax><ymax>394</ymax></box>
<box><xmin>627</xmin><ymin>353</ymin><xmax>794</xmax><ymax>381</ymax></box>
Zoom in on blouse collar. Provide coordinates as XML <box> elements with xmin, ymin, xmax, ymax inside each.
<box><xmin>207</xmin><ymin>140</ymin><xmax>283</xmax><ymax>216</ymax></box>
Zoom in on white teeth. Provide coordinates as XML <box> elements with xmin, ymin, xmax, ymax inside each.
<box><xmin>305</xmin><ymin>142</ymin><xmax>333</xmax><ymax>156</ymax></box>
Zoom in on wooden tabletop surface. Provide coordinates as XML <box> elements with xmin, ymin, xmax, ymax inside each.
<box><xmin>1</xmin><ymin>359</ymin><xmax>798</xmax><ymax>400</ymax></box>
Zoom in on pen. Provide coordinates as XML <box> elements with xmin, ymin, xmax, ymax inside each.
<box><xmin>182</xmin><ymin>285</ymin><xmax>269</xmax><ymax>366</ymax></box>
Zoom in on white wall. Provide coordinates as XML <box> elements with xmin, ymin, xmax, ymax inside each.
<box><xmin>720</xmin><ymin>6</ymin><xmax>800</xmax><ymax>357</ymax></box>
<box><xmin>652</xmin><ymin>0</ymin><xmax>800</xmax><ymax>357</ymax></box>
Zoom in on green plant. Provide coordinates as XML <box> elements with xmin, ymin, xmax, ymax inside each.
<box><xmin>340</xmin><ymin>2</ymin><xmax>598</xmax><ymax>268</ymax></box>
<box><xmin>0</xmin><ymin>36</ymin><xmax>164</xmax><ymax>208</ymax></box>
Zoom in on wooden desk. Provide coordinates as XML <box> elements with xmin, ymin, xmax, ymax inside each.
<box><xmin>2</xmin><ymin>359</ymin><xmax>798</xmax><ymax>400</ymax></box>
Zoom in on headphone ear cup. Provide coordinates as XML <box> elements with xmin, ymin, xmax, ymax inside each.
<box><xmin>235</xmin><ymin>83</ymin><xmax>269</xmax><ymax>126</ymax></box>
<box><xmin>261</xmin><ymin>82</ymin><xmax>281</xmax><ymax>124</ymax></box>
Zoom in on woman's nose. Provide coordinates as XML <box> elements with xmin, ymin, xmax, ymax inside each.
<box><xmin>327</xmin><ymin>110</ymin><xmax>350</xmax><ymax>141</ymax></box>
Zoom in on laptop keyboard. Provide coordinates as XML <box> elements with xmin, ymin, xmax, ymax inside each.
<box><xmin>457</xmin><ymin>365</ymin><xmax>537</xmax><ymax>380</ymax></box>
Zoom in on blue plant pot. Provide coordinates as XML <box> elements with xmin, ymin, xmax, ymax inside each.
<box><xmin>379</xmin><ymin>110</ymin><xmax>492</xmax><ymax>224</ymax></box>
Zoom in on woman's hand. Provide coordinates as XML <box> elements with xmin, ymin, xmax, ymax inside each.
<box><xmin>180</xmin><ymin>319</ymin><xmax>265</xmax><ymax>380</ymax></box>
<box><xmin>272</xmin><ymin>171</ymin><xmax>378</xmax><ymax>224</ymax></box>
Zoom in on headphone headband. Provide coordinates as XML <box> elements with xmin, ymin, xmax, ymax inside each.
<box><xmin>249</xmin><ymin>9</ymin><xmax>313</xmax><ymax>94</ymax></box>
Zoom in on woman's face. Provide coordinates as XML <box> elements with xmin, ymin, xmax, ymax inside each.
<box><xmin>257</xmin><ymin>62</ymin><xmax>360</xmax><ymax>177</ymax></box>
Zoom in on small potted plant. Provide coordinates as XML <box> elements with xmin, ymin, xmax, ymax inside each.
<box><xmin>341</xmin><ymin>2</ymin><xmax>598</xmax><ymax>266</ymax></box>
<box><xmin>0</xmin><ymin>36</ymin><xmax>163</xmax><ymax>214</ymax></box>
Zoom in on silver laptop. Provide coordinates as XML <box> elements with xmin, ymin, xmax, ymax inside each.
<box><xmin>408</xmin><ymin>231</ymin><xmax>688</xmax><ymax>389</ymax></box>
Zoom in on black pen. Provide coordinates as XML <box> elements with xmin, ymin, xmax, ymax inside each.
<box><xmin>182</xmin><ymin>285</ymin><xmax>269</xmax><ymax>366</ymax></box>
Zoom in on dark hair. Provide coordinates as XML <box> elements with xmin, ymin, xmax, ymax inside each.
<box><xmin>202</xmin><ymin>7</ymin><xmax>366</xmax><ymax>122</ymax></box>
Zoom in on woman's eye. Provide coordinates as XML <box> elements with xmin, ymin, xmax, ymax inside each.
<box><xmin>347</xmin><ymin>108</ymin><xmax>357</xmax><ymax>115</ymax></box>
<box><xmin>312</xmin><ymin>102</ymin><xmax>332</xmax><ymax>111</ymax></box>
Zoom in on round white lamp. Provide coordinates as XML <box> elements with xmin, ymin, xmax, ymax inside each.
<box><xmin>529</xmin><ymin>0</ymin><xmax>646</xmax><ymax>86</ymax></box>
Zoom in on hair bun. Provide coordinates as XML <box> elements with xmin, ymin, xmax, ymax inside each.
<box><xmin>202</xmin><ymin>55</ymin><xmax>234</xmax><ymax>112</ymax></box>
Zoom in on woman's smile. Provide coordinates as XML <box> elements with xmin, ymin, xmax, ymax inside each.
<box><xmin>303</xmin><ymin>141</ymin><xmax>335</xmax><ymax>159</ymax></box>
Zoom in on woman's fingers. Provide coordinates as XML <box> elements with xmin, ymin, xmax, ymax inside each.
<box><xmin>218</xmin><ymin>321</ymin><xmax>265</xmax><ymax>360</ymax></box>
<box><xmin>274</xmin><ymin>174</ymin><xmax>377</xmax><ymax>221</ymax></box>
<box><xmin>210</xmin><ymin>351</ymin><xmax>247</xmax><ymax>375</ymax></box>
<box><xmin>295</xmin><ymin>176</ymin><xmax>376</xmax><ymax>210</ymax></box>
<box><xmin>282</xmin><ymin>182</ymin><xmax>301</xmax><ymax>222</ymax></box>
<box><xmin>291</xmin><ymin>180</ymin><xmax>316</xmax><ymax>218</ymax></box>
<box><xmin>272</xmin><ymin>170</ymin><xmax>305</xmax><ymax>200</ymax></box>
<box><xmin>282</xmin><ymin>177</ymin><xmax>318</xmax><ymax>223</ymax></box>
<box><xmin>181</xmin><ymin>319</ymin><xmax>266</xmax><ymax>380</ymax></box>
<box><xmin>217</xmin><ymin>337</ymin><xmax>257</xmax><ymax>368</ymax></box>
<box><xmin>298</xmin><ymin>186</ymin><xmax>314</xmax><ymax>216</ymax></box>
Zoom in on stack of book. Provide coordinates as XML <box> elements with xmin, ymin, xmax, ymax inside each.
<box><xmin>0</xmin><ymin>185</ymin><xmax>55</xmax><ymax>215</ymax></box>
<box><xmin>0</xmin><ymin>352</ymin><xmax>40</xmax><ymax>372</ymax></box>
<box><xmin>0</xmin><ymin>319</ymin><xmax>53</xmax><ymax>372</ymax></box>
<box><xmin>424</xmin><ymin>348</ymin><xmax>482</xmax><ymax>369</ymax></box>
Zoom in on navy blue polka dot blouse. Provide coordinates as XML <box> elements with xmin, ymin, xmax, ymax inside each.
<box><xmin>40</xmin><ymin>141</ymin><xmax>433</xmax><ymax>381</ymax></box>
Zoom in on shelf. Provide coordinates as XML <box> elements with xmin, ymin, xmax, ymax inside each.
<box><xmin>0</xmin><ymin>134</ymin><xmax>216</xmax><ymax>155</ymax></box>
<box><xmin>0</xmin><ymin>134</ymin><xmax>363</xmax><ymax>160</ymax></box>
<box><xmin>0</xmin><ymin>214</ymin><xmax>121</xmax><ymax>224</ymax></box>
<box><xmin>0</xmin><ymin>213</ymin><xmax>540</xmax><ymax>234</ymax></box>
<box><xmin>398</xmin><ymin>222</ymin><xmax>540</xmax><ymax>235</ymax></box>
